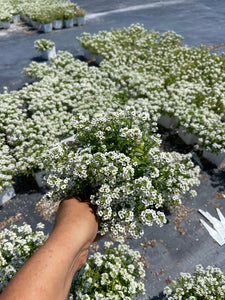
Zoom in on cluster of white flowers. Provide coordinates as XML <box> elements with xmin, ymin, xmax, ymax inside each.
<box><xmin>34</xmin><ymin>39</ymin><xmax>55</xmax><ymax>52</ymax></box>
<box><xmin>0</xmin><ymin>88</ymin><xmax>26</xmax><ymax>191</ymax></box>
<box><xmin>164</xmin><ymin>264</ymin><xmax>225</xmax><ymax>299</ymax></box>
<box><xmin>0</xmin><ymin>222</ymin><xmax>47</xmax><ymax>292</ymax></box>
<box><xmin>68</xmin><ymin>241</ymin><xmax>145</xmax><ymax>300</ymax></box>
<box><xmin>78</xmin><ymin>24</ymin><xmax>225</xmax><ymax>153</ymax></box>
<box><xmin>23</xmin><ymin>61</ymin><xmax>54</xmax><ymax>80</ymax></box>
<box><xmin>0</xmin><ymin>135</ymin><xmax>16</xmax><ymax>193</ymax></box>
<box><xmin>43</xmin><ymin>110</ymin><xmax>200</xmax><ymax>238</ymax></box>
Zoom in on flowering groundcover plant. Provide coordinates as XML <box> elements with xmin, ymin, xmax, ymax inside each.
<box><xmin>0</xmin><ymin>222</ymin><xmax>47</xmax><ymax>292</ymax></box>
<box><xmin>0</xmin><ymin>135</ymin><xmax>16</xmax><ymax>193</ymax></box>
<box><xmin>164</xmin><ymin>264</ymin><xmax>225</xmax><ymax>300</ymax></box>
<box><xmin>44</xmin><ymin>109</ymin><xmax>200</xmax><ymax>238</ymax></box>
<box><xmin>78</xmin><ymin>24</ymin><xmax>225</xmax><ymax>153</ymax></box>
<box><xmin>68</xmin><ymin>241</ymin><xmax>145</xmax><ymax>300</ymax></box>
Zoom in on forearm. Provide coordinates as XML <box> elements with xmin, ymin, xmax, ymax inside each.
<box><xmin>0</xmin><ymin>198</ymin><xmax>98</xmax><ymax>300</ymax></box>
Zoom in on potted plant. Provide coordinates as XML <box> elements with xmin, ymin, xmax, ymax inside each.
<box><xmin>11</xmin><ymin>5</ymin><xmax>21</xmax><ymax>23</ymax></box>
<box><xmin>0</xmin><ymin>222</ymin><xmax>47</xmax><ymax>292</ymax></box>
<box><xmin>0</xmin><ymin>11</ymin><xmax>12</xmax><ymax>29</ymax></box>
<box><xmin>178</xmin><ymin>126</ymin><xmax>199</xmax><ymax>145</ymax></box>
<box><xmin>29</xmin><ymin>10</ymin><xmax>41</xmax><ymax>30</ymax></box>
<box><xmin>37</xmin><ymin>10</ymin><xmax>53</xmax><ymax>33</ymax></box>
<box><xmin>52</xmin><ymin>7</ymin><xmax>63</xmax><ymax>30</ymax></box>
<box><xmin>0</xmin><ymin>138</ymin><xmax>16</xmax><ymax>205</ymax></box>
<box><xmin>157</xmin><ymin>113</ymin><xmax>178</xmax><ymax>129</ymax></box>
<box><xmin>34</xmin><ymin>39</ymin><xmax>56</xmax><ymax>60</ymax></box>
<box><xmin>74</xmin><ymin>7</ymin><xmax>86</xmax><ymax>26</ymax></box>
<box><xmin>63</xmin><ymin>6</ymin><xmax>74</xmax><ymax>28</ymax></box>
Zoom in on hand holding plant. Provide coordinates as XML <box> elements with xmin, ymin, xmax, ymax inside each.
<box><xmin>44</xmin><ymin>108</ymin><xmax>200</xmax><ymax>239</ymax></box>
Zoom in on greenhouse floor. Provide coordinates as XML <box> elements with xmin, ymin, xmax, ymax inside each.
<box><xmin>1</xmin><ymin>0</ymin><xmax>225</xmax><ymax>298</ymax></box>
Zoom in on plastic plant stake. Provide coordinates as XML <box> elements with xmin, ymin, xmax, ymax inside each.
<box><xmin>199</xmin><ymin>208</ymin><xmax>225</xmax><ymax>246</ymax></box>
<box><xmin>61</xmin><ymin>135</ymin><xmax>75</xmax><ymax>143</ymax></box>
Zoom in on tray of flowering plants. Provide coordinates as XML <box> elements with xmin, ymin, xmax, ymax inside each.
<box><xmin>43</xmin><ymin>107</ymin><xmax>200</xmax><ymax>239</ymax></box>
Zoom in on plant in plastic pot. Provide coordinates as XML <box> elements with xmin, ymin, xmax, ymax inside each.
<box><xmin>63</xmin><ymin>5</ymin><xmax>74</xmax><ymax>28</ymax></box>
<box><xmin>29</xmin><ymin>9</ymin><xmax>41</xmax><ymax>29</ymax></box>
<box><xmin>0</xmin><ymin>135</ymin><xmax>16</xmax><ymax>205</ymax></box>
<box><xmin>74</xmin><ymin>7</ymin><xmax>86</xmax><ymax>26</ymax></box>
<box><xmin>10</xmin><ymin>4</ymin><xmax>21</xmax><ymax>23</ymax></box>
<box><xmin>52</xmin><ymin>6</ymin><xmax>63</xmax><ymax>29</ymax></box>
<box><xmin>34</xmin><ymin>38</ymin><xmax>56</xmax><ymax>60</ymax></box>
<box><xmin>37</xmin><ymin>10</ymin><xmax>53</xmax><ymax>32</ymax></box>
<box><xmin>0</xmin><ymin>10</ymin><xmax>12</xmax><ymax>29</ymax></box>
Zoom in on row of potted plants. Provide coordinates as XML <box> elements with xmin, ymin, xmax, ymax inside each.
<box><xmin>20</xmin><ymin>3</ymin><xmax>86</xmax><ymax>33</ymax></box>
<box><xmin>0</xmin><ymin>0</ymin><xmax>86</xmax><ymax>31</ymax></box>
<box><xmin>0</xmin><ymin>39</ymin><xmax>221</xmax><ymax>193</ymax></box>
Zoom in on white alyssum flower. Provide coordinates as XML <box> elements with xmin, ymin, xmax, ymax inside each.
<box><xmin>68</xmin><ymin>241</ymin><xmax>145</xmax><ymax>300</ymax></box>
<box><xmin>0</xmin><ymin>222</ymin><xmax>48</xmax><ymax>292</ymax></box>
<box><xmin>0</xmin><ymin>135</ymin><xmax>16</xmax><ymax>193</ymax></box>
<box><xmin>164</xmin><ymin>264</ymin><xmax>225</xmax><ymax>299</ymax></box>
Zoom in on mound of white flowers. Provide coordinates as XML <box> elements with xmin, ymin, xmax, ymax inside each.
<box><xmin>78</xmin><ymin>24</ymin><xmax>225</xmax><ymax>153</ymax></box>
<box><xmin>0</xmin><ymin>135</ymin><xmax>16</xmax><ymax>193</ymax></box>
<box><xmin>68</xmin><ymin>241</ymin><xmax>145</xmax><ymax>300</ymax></box>
<box><xmin>0</xmin><ymin>222</ymin><xmax>47</xmax><ymax>292</ymax></box>
<box><xmin>44</xmin><ymin>109</ymin><xmax>200</xmax><ymax>238</ymax></box>
<box><xmin>164</xmin><ymin>264</ymin><xmax>225</xmax><ymax>300</ymax></box>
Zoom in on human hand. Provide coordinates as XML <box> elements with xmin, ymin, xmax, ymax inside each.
<box><xmin>53</xmin><ymin>197</ymin><xmax>98</xmax><ymax>270</ymax></box>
